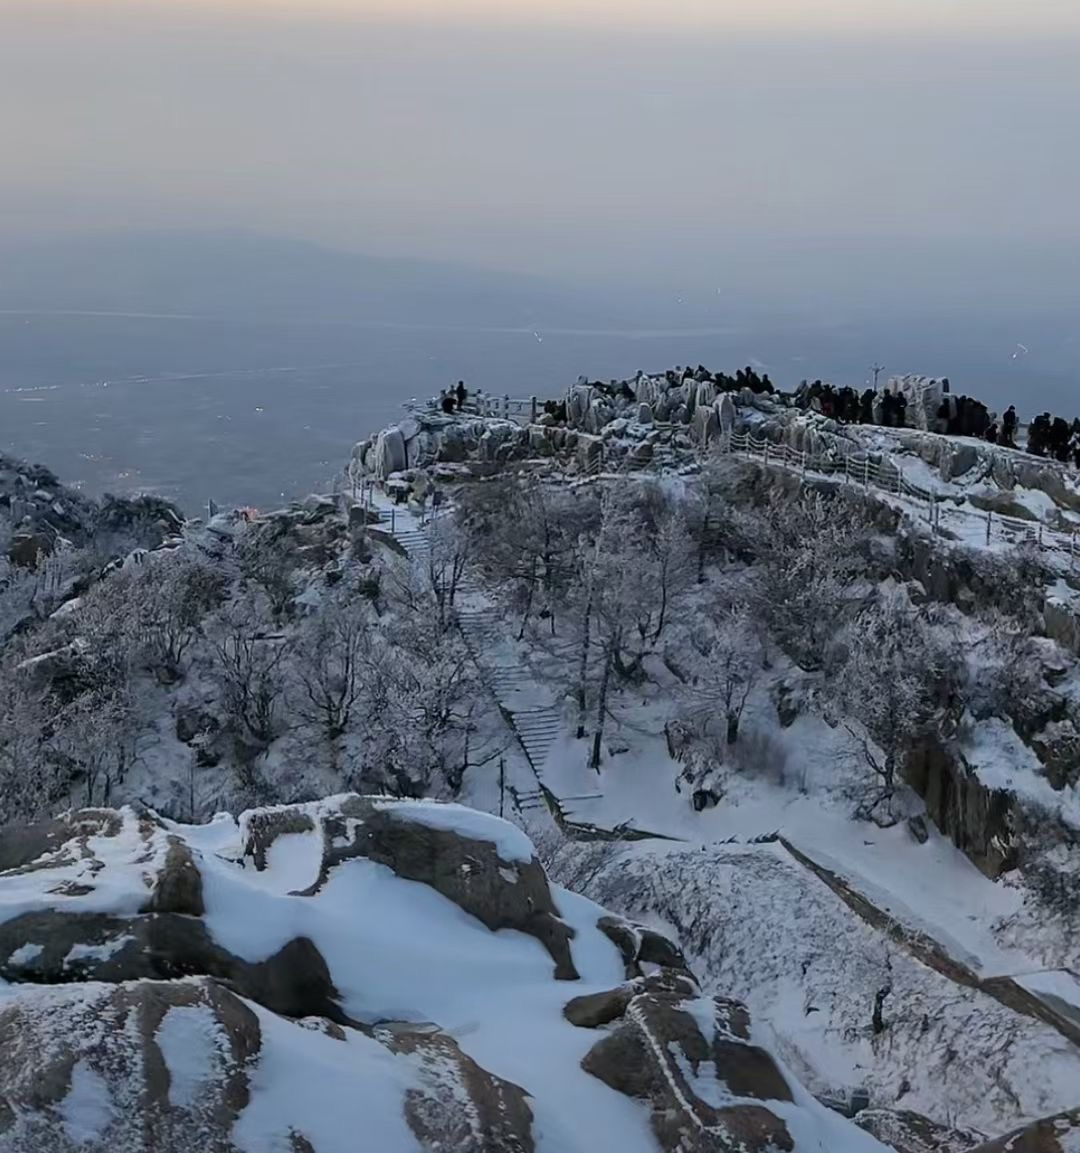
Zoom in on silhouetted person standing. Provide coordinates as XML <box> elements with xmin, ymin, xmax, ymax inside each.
<box><xmin>455</xmin><ymin>380</ymin><xmax>468</xmax><ymax>409</ymax></box>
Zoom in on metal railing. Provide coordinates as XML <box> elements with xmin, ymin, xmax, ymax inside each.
<box><xmin>720</xmin><ymin>429</ymin><xmax>1080</xmax><ymax>564</ymax></box>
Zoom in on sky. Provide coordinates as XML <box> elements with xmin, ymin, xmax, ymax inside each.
<box><xmin>2</xmin><ymin>0</ymin><xmax>1079</xmax><ymax>293</ymax></box>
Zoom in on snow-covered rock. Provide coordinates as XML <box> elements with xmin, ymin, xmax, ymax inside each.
<box><xmin>0</xmin><ymin>799</ymin><xmax>894</xmax><ymax>1153</ymax></box>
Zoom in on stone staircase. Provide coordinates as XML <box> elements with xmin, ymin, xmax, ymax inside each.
<box><xmin>384</xmin><ymin>512</ymin><xmax>565</xmax><ymax>810</ymax></box>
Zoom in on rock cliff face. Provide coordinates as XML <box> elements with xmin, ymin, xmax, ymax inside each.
<box><xmin>903</xmin><ymin>737</ymin><xmax>1021</xmax><ymax>879</ymax></box>
<box><xmin>0</xmin><ymin>798</ymin><xmax>892</xmax><ymax>1153</ymax></box>
<box><xmin>1</xmin><ymin>451</ymin><xmax>184</xmax><ymax>562</ymax></box>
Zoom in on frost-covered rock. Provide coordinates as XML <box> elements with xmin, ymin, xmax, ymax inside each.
<box><xmin>970</xmin><ymin>1106</ymin><xmax>1080</xmax><ymax>1152</ymax></box>
<box><xmin>854</xmin><ymin>1107</ymin><xmax>985</xmax><ymax>1153</ymax></box>
<box><xmin>374</xmin><ymin>427</ymin><xmax>408</xmax><ymax>479</ymax></box>
<box><xmin>578</xmin><ymin>978</ymin><xmax>885</xmax><ymax>1153</ymax></box>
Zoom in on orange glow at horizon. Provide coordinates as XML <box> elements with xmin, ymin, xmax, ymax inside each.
<box><xmin>24</xmin><ymin>0</ymin><xmax>1080</xmax><ymax>35</ymax></box>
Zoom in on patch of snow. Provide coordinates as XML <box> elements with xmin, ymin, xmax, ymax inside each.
<box><xmin>373</xmin><ymin>799</ymin><xmax>537</xmax><ymax>863</ymax></box>
<box><xmin>7</xmin><ymin>942</ymin><xmax>43</xmax><ymax>966</ymax></box>
<box><xmin>60</xmin><ymin>1060</ymin><xmax>114</xmax><ymax>1145</ymax></box>
<box><xmin>63</xmin><ymin>936</ymin><xmax>133</xmax><ymax>968</ymax></box>
<box><xmin>233</xmin><ymin>1003</ymin><xmax>419</xmax><ymax>1153</ymax></box>
<box><xmin>966</xmin><ymin>717</ymin><xmax>1080</xmax><ymax>826</ymax></box>
<box><xmin>1016</xmin><ymin>970</ymin><xmax>1080</xmax><ymax>1026</ymax></box>
<box><xmin>156</xmin><ymin>1004</ymin><xmax>228</xmax><ymax>1109</ymax></box>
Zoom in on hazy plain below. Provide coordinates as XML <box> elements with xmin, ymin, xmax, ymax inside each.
<box><xmin>1</xmin><ymin>307</ymin><xmax>1076</xmax><ymax>514</ymax></box>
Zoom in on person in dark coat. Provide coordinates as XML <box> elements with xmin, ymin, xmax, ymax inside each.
<box><xmin>440</xmin><ymin>390</ymin><xmax>456</xmax><ymax>414</ymax></box>
<box><xmin>880</xmin><ymin>391</ymin><xmax>894</xmax><ymax>428</ymax></box>
<box><xmin>896</xmin><ymin>393</ymin><xmax>908</xmax><ymax>428</ymax></box>
<box><xmin>1002</xmin><ymin>405</ymin><xmax>1017</xmax><ymax>446</ymax></box>
<box><xmin>860</xmin><ymin>388</ymin><xmax>875</xmax><ymax>424</ymax></box>
<box><xmin>1029</xmin><ymin>413</ymin><xmax>1050</xmax><ymax>456</ymax></box>
<box><xmin>985</xmin><ymin>423</ymin><xmax>998</xmax><ymax>444</ymax></box>
<box><xmin>455</xmin><ymin>380</ymin><xmax>468</xmax><ymax>409</ymax></box>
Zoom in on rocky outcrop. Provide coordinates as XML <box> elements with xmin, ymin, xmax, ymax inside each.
<box><xmin>387</xmin><ymin>1027</ymin><xmax>535</xmax><ymax>1153</ymax></box>
<box><xmin>0</xmin><ymin>798</ymin><xmax>890</xmax><ymax>1153</ymax></box>
<box><xmin>291</xmin><ymin>796</ymin><xmax>579</xmax><ymax>981</ymax></box>
<box><xmin>0</xmin><ymin>979</ymin><xmax>261</xmax><ymax>1153</ymax></box>
<box><xmin>969</xmin><ymin>1107</ymin><xmax>1080</xmax><ymax>1152</ymax></box>
<box><xmin>578</xmin><ymin>980</ymin><xmax>804</xmax><ymax>1153</ymax></box>
<box><xmin>597</xmin><ymin>913</ymin><xmax>691</xmax><ymax>979</ymax></box>
<box><xmin>855</xmin><ymin>1108</ymin><xmax>985</xmax><ymax>1153</ymax></box>
<box><xmin>903</xmin><ymin>736</ymin><xmax>1020</xmax><ymax>878</ymax></box>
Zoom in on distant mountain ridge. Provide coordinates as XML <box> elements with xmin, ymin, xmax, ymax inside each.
<box><xmin>0</xmin><ymin>230</ymin><xmax>631</xmax><ymax>330</ymax></box>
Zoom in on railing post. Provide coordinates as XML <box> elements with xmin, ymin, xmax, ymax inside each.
<box><xmin>1039</xmin><ymin>523</ymin><xmax>1044</xmax><ymax>549</ymax></box>
<box><xmin>986</xmin><ymin>511</ymin><xmax>992</xmax><ymax>545</ymax></box>
<box><xmin>390</xmin><ymin>507</ymin><xmax>396</xmax><ymax>534</ymax></box>
<box><xmin>530</xmin><ymin>395</ymin><xmax>538</xmax><ymax>423</ymax></box>
<box><xmin>503</xmin><ymin>393</ymin><xmax>510</xmax><ymax>420</ymax></box>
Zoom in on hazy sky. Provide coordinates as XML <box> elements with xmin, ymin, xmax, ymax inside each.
<box><xmin>2</xmin><ymin>0</ymin><xmax>1079</xmax><ymax>288</ymax></box>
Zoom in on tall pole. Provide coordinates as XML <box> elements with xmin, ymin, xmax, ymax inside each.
<box><xmin>870</xmin><ymin>363</ymin><xmax>885</xmax><ymax>391</ymax></box>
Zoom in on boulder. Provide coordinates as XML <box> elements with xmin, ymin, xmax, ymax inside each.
<box><xmin>384</xmin><ymin>1026</ymin><xmax>535</xmax><ymax>1153</ymax></box>
<box><xmin>374</xmin><ymin>427</ymin><xmax>408</xmax><ymax>479</ymax></box>
<box><xmin>0</xmin><ymin>977</ymin><xmax>537</xmax><ymax>1153</ymax></box>
<box><xmin>854</xmin><ymin>1108</ymin><xmax>985</xmax><ymax>1153</ymax></box>
<box><xmin>577</xmin><ymin>436</ymin><xmax>603</xmax><ymax>473</ymax></box>
<box><xmin>637</xmin><ymin>403</ymin><xmax>654</xmax><ymax>424</ymax></box>
<box><xmin>581</xmin><ymin>985</ymin><xmax>798</xmax><ymax>1153</ymax></box>
<box><xmin>0</xmin><ymin>979</ymin><xmax>261</xmax><ymax>1153</ymax></box>
<box><xmin>1045</xmin><ymin>599</ymin><xmax>1080</xmax><ymax>656</ymax></box>
<box><xmin>692</xmin><ymin>405</ymin><xmax>720</xmax><ymax>445</ymax></box>
<box><xmin>1029</xmin><ymin>720</ymin><xmax>1080</xmax><ymax>791</ymax></box>
<box><xmin>175</xmin><ymin>704</ymin><xmax>220</xmax><ymax>746</ymax></box>
<box><xmin>718</xmin><ymin>394</ymin><xmax>737</xmax><ymax>434</ymax></box>
<box><xmin>9</xmin><ymin>531</ymin><xmax>53</xmax><ymax>568</ymax></box>
<box><xmin>301</xmin><ymin>797</ymin><xmax>580</xmax><ymax>981</ymax></box>
<box><xmin>630</xmin><ymin>441</ymin><xmax>654</xmax><ymax>465</ymax></box>
<box><xmin>596</xmin><ymin>914</ymin><xmax>690</xmax><ymax>979</ymax></box>
<box><xmin>968</xmin><ymin>1107</ymin><xmax>1080</xmax><ymax>1152</ymax></box>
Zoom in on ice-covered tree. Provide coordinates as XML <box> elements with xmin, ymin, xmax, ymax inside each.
<box><xmin>754</xmin><ymin>490</ymin><xmax>873</xmax><ymax>670</ymax></box>
<box><xmin>831</xmin><ymin>587</ymin><xmax>959</xmax><ymax>823</ymax></box>
<box><xmin>683</xmin><ymin>606</ymin><xmax>761</xmax><ymax>746</ymax></box>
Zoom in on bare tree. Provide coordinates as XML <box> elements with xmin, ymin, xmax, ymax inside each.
<box><xmin>236</xmin><ymin>524</ymin><xmax>299</xmax><ymax>618</ymax></box>
<box><xmin>211</xmin><ymin>598</ymin><xmax>291</xmax><ymax>751</ymax></box>
<box><xmin>0</xmin><ymin>660</ymin><xmax>58</xmax><ymax>825</ymax></box>
<box><xmin>424</xmin><ymin>513</ymin><xmax>470</xmax><ymax>630</ymax></box>
<box><xmin>294</xmin><ymin>597</ymin><xmax>371</xmax><ymax>743</ymax></box>
<box><xmin>131</xmin><ymin>552</ymin><xmax>226</xmax><ymax>681</ymax></box>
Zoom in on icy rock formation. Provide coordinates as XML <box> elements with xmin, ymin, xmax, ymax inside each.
<box><xmin>0</xmin><ymin>799</ymin><xmax>894</xmax><ymax>1153</ymax></box>
<box><xmin>884</xmin><ymin>376</ymin><xmax>949</xmax><ymax>433</ymax></box>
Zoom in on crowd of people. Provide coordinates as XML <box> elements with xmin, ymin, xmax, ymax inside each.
<box><xmin>438</xmin><ymin>380</ymin><xmax>470</xmax><ymax>413</ymax></box>
<box><xmin>1027</xmin><ymin>412</ymin><xmax>1080</xmax><ymax>466</ymax></box>
<box><xmin>437</xmin><ymin>367</ymin><xmax>1080</xmax><ymax>470</ymax></box>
